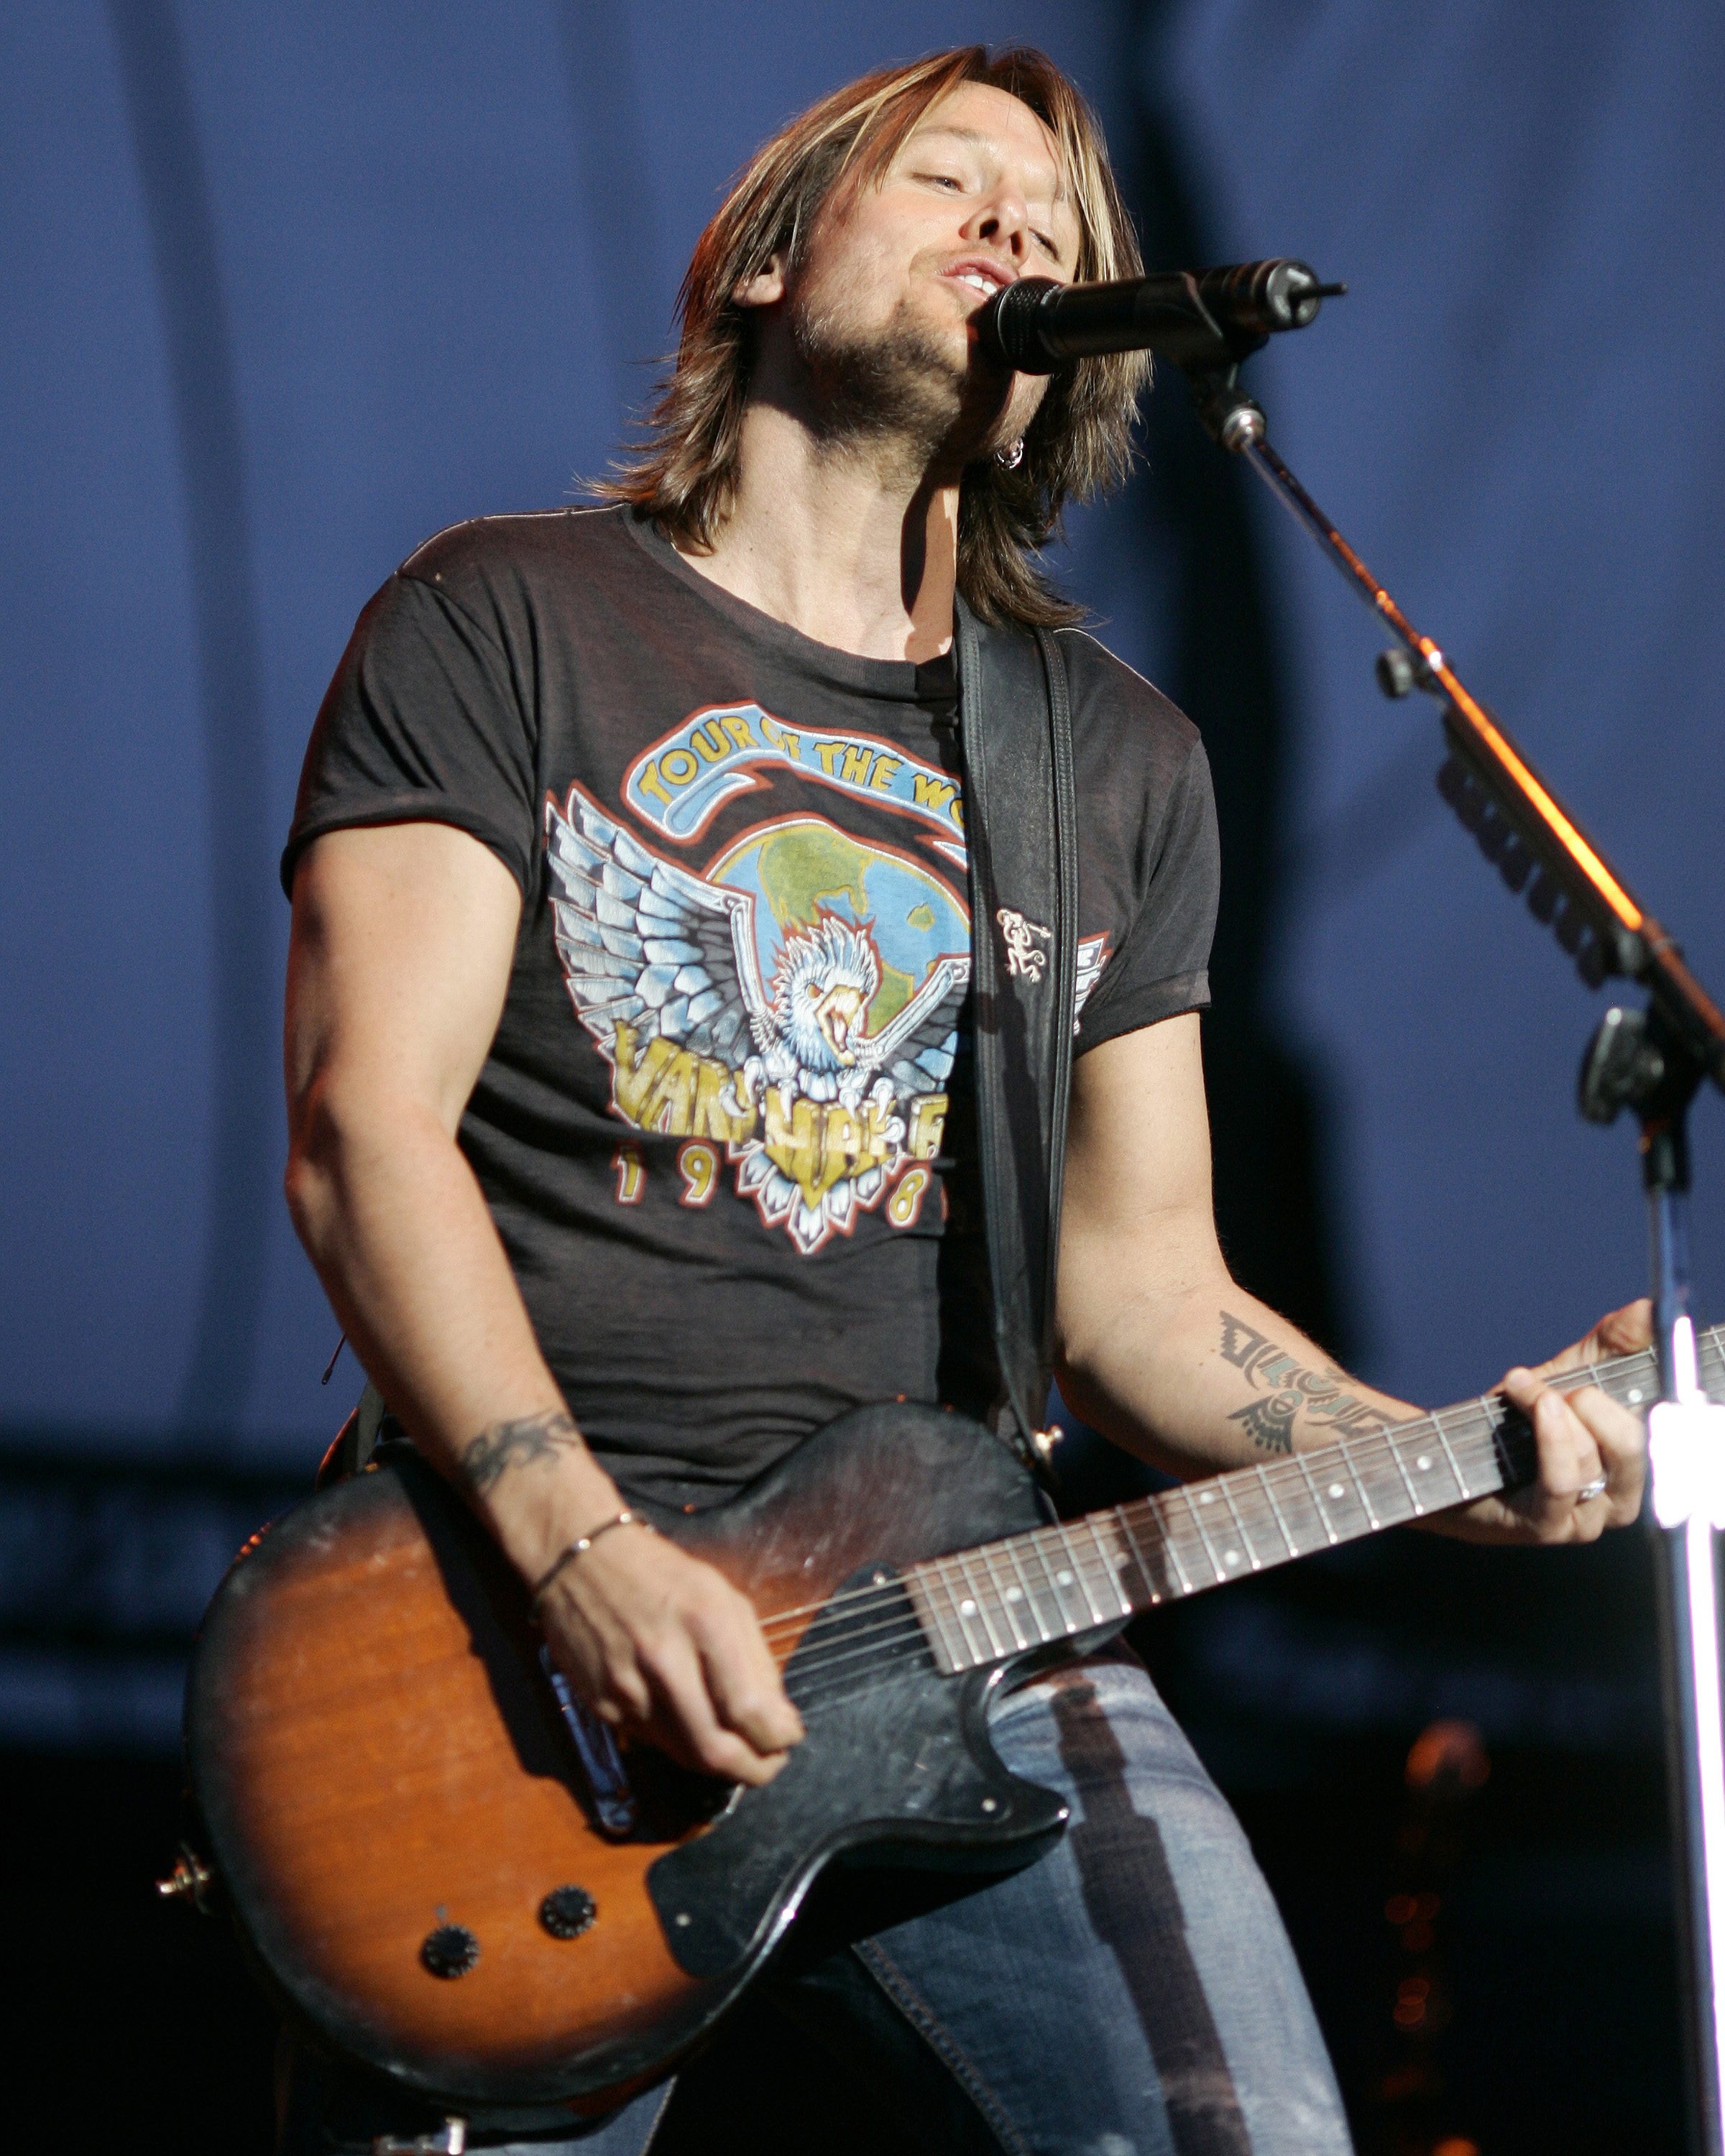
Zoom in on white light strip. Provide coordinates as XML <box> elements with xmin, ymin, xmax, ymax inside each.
<box><xmin>1677</xmin><ymin>1314</ymin><xmax>1704</xmax><ymax>1404</ymax></box>
<box><xmin>1685</xmin><ymin>1509</ymin><xmax>1725</xmax><ymax>2106</ymax></box>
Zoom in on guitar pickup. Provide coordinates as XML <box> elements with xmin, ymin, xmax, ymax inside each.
<box><xmin>538</xmin><ymin>1646</ymin><xmax>639</xmax><ymax>1838</ymax></box>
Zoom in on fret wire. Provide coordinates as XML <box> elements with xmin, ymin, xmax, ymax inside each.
<box><xmin>957</xmin><ymin>1550</ymin><xmax>1010</xmax><ymax>1659</ymax></box>
<box><xmin>1152</xmin><ymin>1493</ymin><xmax>1197</xmax><ymax>1595</ymax></box>
<box><xmin>1265</xmin><ymin>1456</ymin><xmax>1317</xmax><ymax>1529</ymax></box>
<box><xmin>1337</xmin><ymin>1440</ymin><xmax>1379</xmax><ymax>1529</ymax></box>
<box><xmin>1215</xmin><ymin>1475</ymin><xmax>1259</xmax><ymax>1572</ymax></box>
<box><xmin>1429</xmin><ymin>1407</ymin><xmax>1471</xmax><ymax>1499</ymax></box>
<box><xmin>1458</xmin><ymin>1440</ymin><xmax>1509</xmax><ymax>1487</ymax></box>
<box><xmin>1399</xmin><ymin>1422</ymin><xmax>1455</xmax><ymax>1510</ymax></box>
<box><xmin>1384</xmin><ymin>1426</ymin><xmax>1424</xmax><ymax>1516</ymax></box>
<box><xmin>1450</xmin><ymin>1409</ymin><xmax>1512</xmax><ymax>1488</ymax></box>
<box><xmin>1422</xmin><ymin>1414</ymin><xmax>1493</xmax><ymax>1496</ymax></box>
<box><xmin>1293</xmin><ymin>1452</ymin><xmax>1339</xmax><ymax>1544</ymax></box>
<box><xmin>1055</xmin><ymin>1521</ymin><xmax>1108</xmax><ymax>1626</ymax></box>
<box><xmin>1229</xmin><ymin>1473</ymin><xmax>1292</xmax><ymax>1519</ymax></box>
<box><xmin>1458</xmin><ymin>1397</ymin><xmax>1509</xmax><ymax>1483</ymax></box>
<box><xmin>1085</xmin><ymin>1516</ymin><xmax>1133</xmax><ymax>1616</ymax></box>
<box><xmin>1114</xmin><ymin>1504</ymin><xmax>1162</xmax><ymax>1606</ymax></box>
<box><xmin>978</xmin><ymin>1542</ymin><xmax>1030</xmax><ymax>1652</ymax></box>
<box><xmin>1255</xmin><ymin>1463</ymin><xmax>1298</xmax><ymax>1558</ymax></box>
<box><xmin>1003</xmin><ymin>1531</ymin><xmax>1054</xmax><ymax>1646</ymax></box>
<box><xmin>1178</xmin><ymin>1485</ymin><xmax>1228</xmax><ymax>1585</ymax></box>
<box><xmin>915</xmin><ymin>1560</ymin><xmax>967</xmax><ymax>1672</ymax></box>
<box><xmin>1029</xmin><ymin>1527</ymin><xmax>1082</xmax><ymax>1635</ymax></box>
<box><xmin>953</xmin><ymin>1553</ymin><xmax>998</xmax><ymax>1669</ymax></box>
<box><xmin>937</xmin><ymin>1555</ymin><xmax>988</xmax><ymax>1669</ymax></box>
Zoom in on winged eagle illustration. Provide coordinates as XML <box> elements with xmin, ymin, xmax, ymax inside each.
<box><xmin>545</xmin><ymin>784</ymin><xmax>969</xmax><ymax>1251</ymax></box>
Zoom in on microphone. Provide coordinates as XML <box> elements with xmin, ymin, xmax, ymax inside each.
<box><xmin>978</xmin><ymin>260</ymin><xmax>1344</xmax><ymax>374</ymax></box>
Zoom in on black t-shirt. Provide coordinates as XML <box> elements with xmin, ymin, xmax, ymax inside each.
<box><xmin>285</xmin><ymin>507</ymin><xmax>1218</xmax><ymax>1505</ymax></box>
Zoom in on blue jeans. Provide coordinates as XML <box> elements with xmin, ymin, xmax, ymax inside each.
<box><xmin>283</xmin><ymin>1648</ymin><xmax>1351</xmax><ymax>2155</ymax></box>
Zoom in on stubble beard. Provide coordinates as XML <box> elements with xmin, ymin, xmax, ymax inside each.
<box><xmin>787</xmin><ymin>286</ymin><xmax>987</xmax><ymax>481</ymax></box>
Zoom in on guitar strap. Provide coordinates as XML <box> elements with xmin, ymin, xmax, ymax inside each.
<box><xmin>954</xmin><ymin>597</ymin><xmax>1077</xmax><ymax>1485</ymax></box>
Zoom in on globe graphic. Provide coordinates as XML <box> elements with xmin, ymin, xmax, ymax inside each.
<box><xmin>706</xmin><ymin>816</ymin><xmax>969</xmax><ymax>1034</ymax></box>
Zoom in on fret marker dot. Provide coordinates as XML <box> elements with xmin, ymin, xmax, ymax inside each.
<box><xmin>1225</xmin><ymin>1549</ymin><xmax>1241</xmax><ymax>1567</ymax></box>
<box><xmin>1199</xmin><ymin>1491</ymin><xmax>1215</xmax><ymax>1504</ymax></box>
<box><xmin>1056</xmin><ymin>1570</ymin><xmax>1074</xmax><ymax>1586</ymax></box>
<box><xmin>1006</xmin><ymin>1585</ymin><xmax>1024</xmax><ymax>1601</ymax></box>
<box><xmin>1115</xmin><ymin>1552</ymin><xmax>1131</xmax><ymax>1568</ymax></box>
<box><xmin>1328</xmin><ymin>1484</ymin><xmax>1346</xmax><ymax>1500</ymax></box>
<box><xmin>1415</xmin><ymin>1456</ymin><xmax>1431</xmax><ymax>1471</ymax></box>
<box><xmin>959</xmin><ymin>1598</ymin><xmax>978</xmax><ymax>1616</ymax></box>
<box><xmin>1628</xmin><ymin>1390</ymin><xmax>1643</xmax><ymax>1405</ymax></box>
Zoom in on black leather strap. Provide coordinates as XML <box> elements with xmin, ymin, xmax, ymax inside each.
<box><xmin>954</xmin><ymin>598</ymin><xmax>1077</xmax><ymax>1475</ymax></box>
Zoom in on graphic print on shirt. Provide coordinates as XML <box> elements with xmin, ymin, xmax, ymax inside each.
<box><xmin>624</xmin><ymin>703</ymin><xmax>1111</xmax><ymax>1036</ymax></box>
<box><xmin>621</xmin><ymin>701</ymin><xmax>968</xmax><ymax>872</ymax></box>
<box><xmin>546</xmin><ymin>714</ymin><xmax>1111</xmax><ymax>1255</ymax></box>
<box><xmin>546</xmin><ymin>782</ymin><xmax>967</xmax><ymax>1253</ymax></box>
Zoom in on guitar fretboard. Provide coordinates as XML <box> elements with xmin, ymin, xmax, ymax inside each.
<box><xmin>903</xmin><ymin>1327</ymin><xmax>1721</xmax><ymax>1677</ymax></box>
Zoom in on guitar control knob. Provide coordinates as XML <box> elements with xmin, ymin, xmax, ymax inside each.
<box><xmin>539</xmin><ymin>1885</ymin><xmax>597</xmax><ymax>1939</ymax></box>
<box><xmin>420</xmin><ymin>1924</ymin><xmax>479</xmax><ymax>1978</ymax></box>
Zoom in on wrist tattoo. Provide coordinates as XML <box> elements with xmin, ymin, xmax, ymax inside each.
<box><xmin>1218</xmin><ymin>1310</ymin><xmax>1399</xmax><ymax>1456</ymax></box>
<box><xmin>461</xmin><ymin>1409</ymin><xmax>587</xmax><ymax>1493</ymax></box>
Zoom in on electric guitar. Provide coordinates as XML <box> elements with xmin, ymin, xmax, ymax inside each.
<box><xmin>184</xmin><ymin>1328</ymin><xmax>1715</xmax><ymax>2113</ymax></box>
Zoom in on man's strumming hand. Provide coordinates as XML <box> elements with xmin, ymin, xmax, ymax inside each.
<box><xmin>461</xmin><ymin>1404</ymin><xmax>804</xmax><ymax>1787</ymax></box>
<box><xmin>534</xmin><ymin>1519</ymin><xmax>804</xmax><ymax>1787</ymax></box>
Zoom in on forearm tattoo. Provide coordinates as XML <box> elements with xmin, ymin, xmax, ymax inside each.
<box><xmin>1218</xmin><ymin>1310</ymin><xmax>1400</xmax><ymax>1456</ymax></box>
<box><xmin>461</xmin><ymin>1409</ymin><xmax>588</xmax><ymax>1493</ymax></box>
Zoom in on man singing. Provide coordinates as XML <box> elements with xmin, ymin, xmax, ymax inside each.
<box><xmin>280</xmin><ymin>45</ymin><xmax>1647</xmax><ymax>2155</ymax></box>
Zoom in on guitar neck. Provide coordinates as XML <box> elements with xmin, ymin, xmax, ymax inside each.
<box><xmin>906</xmin><ymin>1324</ymin><xmax>1724</xmax><ymax>1679</ymax></box>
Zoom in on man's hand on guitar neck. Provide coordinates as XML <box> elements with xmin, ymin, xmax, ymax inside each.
<box><xmin>285</xmin><ymin>821</ymin><xmax>801</xmax><ymax>1788</ymax></box>
<box><xmin>1430</xmin><ymin>1295</ymin><xmax>1652</xmax><ymax>1545</ymax></box>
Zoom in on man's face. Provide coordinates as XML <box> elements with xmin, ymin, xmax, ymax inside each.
<box><xmin>763</xmin><ymin>83</ymin><xmax>1081</xmax><ymax>460</ymax></box>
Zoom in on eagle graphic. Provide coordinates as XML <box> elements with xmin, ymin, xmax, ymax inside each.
<box><xmin>544</xmin><ymin>784</ymin><xmax>969</xmax><ymax>1251</ymax></box>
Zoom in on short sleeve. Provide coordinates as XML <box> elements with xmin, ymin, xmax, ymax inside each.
<box><xmin>1075</xmin><ymin>734</ymin><xmax>1219</xmax><ymax>1052</ymax></box>
<box><xmin>281</xmin><ymin>571</ymin><xmax>537</xmax><ymax>897</ymax></box>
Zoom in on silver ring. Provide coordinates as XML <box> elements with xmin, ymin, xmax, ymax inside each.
<box><xmin>1576</xmin><ymin>1475</ymin><xmax>1609</xmax><ymax>1503</ymax></box>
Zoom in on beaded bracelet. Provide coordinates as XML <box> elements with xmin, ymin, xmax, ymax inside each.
<box><xmin>530</xmin><ymin>1510</ymin><xmax>654</xmax><ymax>1615</ymax></box>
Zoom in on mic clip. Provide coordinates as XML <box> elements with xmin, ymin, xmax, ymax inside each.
<box><xmin>1182</xmin><ymin>360</ymin><xmax>1266</xmax><ymax>453</ymax></box>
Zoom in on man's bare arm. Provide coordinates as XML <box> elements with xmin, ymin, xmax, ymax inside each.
<box><xmin>284</xmin><ymin>821</ymin><xmax>800</xmax><ymax>1779</ymax></box>
<box><xmin>1054</xmin><ymin>1014</ymin><xmax>1647</xmax><ymax>1542</ymax></box>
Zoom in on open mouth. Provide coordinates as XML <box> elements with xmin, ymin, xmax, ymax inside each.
<box><xmin>943</xmin><ymin>261</ymin><xmax>1012</xmax><ymax>307</ymax></box>
<box><xmin>815</xmin><ymin>985</ymin><xmax>865</xmax><ymax>1066</ymax></box>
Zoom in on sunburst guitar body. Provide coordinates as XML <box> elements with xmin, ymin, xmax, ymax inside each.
<box><xmin>187</xmin><ymin>1403</ymin><xmax>1066</xmax><ymax>2112</ymax></box>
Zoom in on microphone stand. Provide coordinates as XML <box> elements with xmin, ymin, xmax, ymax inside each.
<box><xmin>1179</xmin><ymin>340</ymin><xmax>1725</xmax><ymax>2155</ymax></box>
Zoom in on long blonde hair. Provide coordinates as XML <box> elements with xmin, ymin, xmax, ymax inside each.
<box><xmin>599</xmin><ymin>47</ymin><xmax>1149</xmax><ymax>628</ymax></box>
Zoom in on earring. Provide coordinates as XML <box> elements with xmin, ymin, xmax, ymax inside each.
<box><xmin>995</xmin><ymin>438</ymin><xmax>1024</xmax><ymax>471</ymax></box>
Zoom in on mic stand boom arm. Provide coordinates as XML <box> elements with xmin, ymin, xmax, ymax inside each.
<box><xmin>1181</xmin><ymin>349</ymin><xmax>1725</xmax><ymax>2156</ymax></box>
